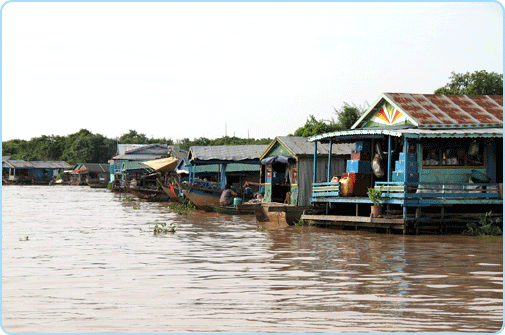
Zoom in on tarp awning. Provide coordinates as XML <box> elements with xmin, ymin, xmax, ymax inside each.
<box><xmin>261</xmin><ymin>155</ymin><xmax>295</xmax><ymax>165</ymax></box>
<box><xmin>143</xmin><ymin>157</ymin><xmax>179</xmax><ymax>173</ymax></box>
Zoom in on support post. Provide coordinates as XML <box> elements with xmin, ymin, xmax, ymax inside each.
<box><xmin>313</xmin><ymin>141</ymin><xmax>318</xmax><ymax>185</ymax></box>
<box><xmin>387</xmin><ymin>135</ymin><xmax>392</xmax><ymax>211</ymax></box>
<box><xmin>327</xmin><ymin>138</ymin><xmax>332</xmax><ymax>182</ymax></box>
<box><xmin>403</xmin><ymin>137</ymin><xmax>408</xmax><ymax>235</ymax></box>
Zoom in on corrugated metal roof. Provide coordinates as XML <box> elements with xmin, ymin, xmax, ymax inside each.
<box><xmin>2</xmin><ymin>160</ymin><xmax>72</xmax><ymax>169</ymax></box>
<box><xmin>400</xmin><ymin>127</ymin><xmax>503</xmax><ymax>138</ymax></box>
<box><xmin>188</xmin><ymin>145</ymin><xmax>268</xmax><ymax>162</ymax></box>
<box><xmin>81</xmin><ymin>163</ymin><xmax>110</xmax><ymax>173</ymax></box>
<box><xmin>309</xmin><ymin>127</ymin><xmax>503</xmax><ymax>142</ymax></box>
<box><xmin>385</xmin><ymin>93</ymin><xmax>503</xmax><ymax>125</ymax></box>
<box><xmin>122</xmin><ymin>161</ymin><xmax>153</xmax><ymax>172</ymax></box>
<box><xmin>112</xmin><ymin>153</ymin><xmax>168</xmax><ymax>161</ymax></box>
<box><xmin>276</xmin><ymin>136</ymin><xmax>353</xmax><ymax>156</ymax></box>
<box><xmin>191</xmin><ymin>163</ymin><xmax>261</xmax><ymax>174</ymax></box>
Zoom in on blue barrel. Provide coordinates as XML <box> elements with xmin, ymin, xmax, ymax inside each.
<box><xmin>233</xmin><ymin>197</ymin><xmax>242</xmax><ymax>206</ymax></box>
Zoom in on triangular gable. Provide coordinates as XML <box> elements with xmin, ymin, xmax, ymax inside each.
<box><xmin>352</xmin><ymin>94</ymin><xmax>417</xmax><ymax>129</ymax></box>
<box><xmin>259</xmin><ymin>137</ymin><xmax>296</xmax><ymax>160</ymax></box>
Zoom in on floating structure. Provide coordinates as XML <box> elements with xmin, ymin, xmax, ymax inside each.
<box><xmin>109</xmin><ymin>143</ymin><xmax>179</xmax><ymax>186</ymax></box>
<box><xmin>2</xmin><ymin>159</ymin><xmax>72</xmax><ymax>185</ymax></box>
<box><xmin>302</xmin><ymin>93</ymin><xmax>503</xmax><ymax>234</ymax></box>
<box><xmin>182</xmin><ymin>145</ymin><xmax>267</xmax><ymax>210</ymax></box>
<box><xmin>259</xmin><ymin>136</ymin><xmax>353</xmax><ymax>205</ymax></box>
<box><xmin>67</xmin><ymin>163</ymin><xmax>110</xmax><ymax>187</ymax></box>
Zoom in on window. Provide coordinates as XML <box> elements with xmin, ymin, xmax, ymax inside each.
<box><xmin>422</xmin><ymin>139</ymin><xmax>484</xmax><ymax>168</ymax></box>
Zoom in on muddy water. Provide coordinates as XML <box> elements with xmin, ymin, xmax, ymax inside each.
<box><xmin>2</xmin><ymin>186</ymin><xmax>503</xmax><ymax>333</ymax></box>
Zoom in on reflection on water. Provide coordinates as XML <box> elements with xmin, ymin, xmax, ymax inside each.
<box><xmin>2</xmin><ymin>186</ymin><xmax>502</xmax><ymax>333</ymax></box>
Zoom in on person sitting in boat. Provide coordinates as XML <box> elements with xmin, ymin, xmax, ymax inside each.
<box><xmin>220</xmin><ymin>184</ymin><xmax>238</xmax><ymax>206</ymax></box>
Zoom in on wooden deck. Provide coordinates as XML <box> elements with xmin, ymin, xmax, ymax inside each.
<box><xmin>301</xmin><ymin>214</ymin><xmax>405</xmax><ymax>232</ymax></box>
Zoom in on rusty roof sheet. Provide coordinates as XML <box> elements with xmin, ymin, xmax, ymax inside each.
<box><xmin>384</xmin><ymin>93</ymin><xmax>502</xmax><ymax>126</ymax></box>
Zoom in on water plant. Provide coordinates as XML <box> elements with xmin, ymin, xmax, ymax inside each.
<box><xmin>463</xmin><ymin>211</ymin><xmax>503</xmax><ymax>236</ymax></box>
<box><xmin>122</xmin><ymin>195</ymin><xmax>136</xmax><ymax>202</ymax></box>
<box><xmin>152</xmin><ymin>222</ymin><xmax>178</xmax><ymax>235</ymax></box>
<box><xmin>294</xmin><ymin>219</ymin><xmax>309</xmax><ymax>226</ymax></box>
<box><xmin>167</xmin><ymin>200</ymin><xmax>195</xmax><ymax>215</ymax></box>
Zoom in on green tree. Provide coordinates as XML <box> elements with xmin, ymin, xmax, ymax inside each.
<box><xmin>334</xmin><ymin>103</ymin><xmax>365</xmax><ymax>130</ymax></box>
<box><xmin>118</xmin><ymin>129</ymin><xmax>150</xmax><ymax>144</ymax></box>
<box><xmin>434</xmin><ymin>70</ymin><xmax>503</xmax><ymax>95</ymax></box>
<box><xmin>293</xmin><ymin>115</ymin><xmax>340</xmax><ymax>137</ymax></box>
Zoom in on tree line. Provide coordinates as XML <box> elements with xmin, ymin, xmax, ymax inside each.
<box><xmin>3</xmin><ymin>70</ymin><xmax>502</xmax><ymax>165</ymax></box>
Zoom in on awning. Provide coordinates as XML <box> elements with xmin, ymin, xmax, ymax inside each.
<box><xmin>260</xmin><ymin>155</ymin><xmax>295</xmax><ymax>165</ymax></box>
<box><xmin>143</xmin><ymin>157</ymin><xmax>179</xmax><ymax>173</ymax></box>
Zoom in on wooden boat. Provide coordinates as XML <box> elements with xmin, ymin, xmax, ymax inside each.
<box><xmin>88</xmin><ymin>183</ymin><xmax>107</xmax><ymax>189</ymax></box>
<box><xmin>158</xmin><ymin>178</ymin><xmax>181</xmax><ymax>202</ymax></box>
<box><xmin>182</xmin><ymin>183</ymin><xmax>221</xmax><ymax>211</ymax></box>
<box><xmin>211</xmin><ymin>203</ymin><xmax>258</xmax><ymax>215</ymax></box>
<box><xmin>255</xmin><ymin>202</ymin><xmax>312</xmax><ymax>225</ymax></box>
<box><xmin>126</xmin><ymin>187</ymin><xmax>172</xmax><ymax>202</ymax></box>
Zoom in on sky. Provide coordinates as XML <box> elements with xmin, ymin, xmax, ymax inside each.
<box><xmin>1</xmin><ymin>1</ymin><xmax>503</xmax><ymax>143</ymax></box>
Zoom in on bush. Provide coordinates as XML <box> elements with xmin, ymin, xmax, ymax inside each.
<box><xmin>463</xmin><ymin>211</ymin><xmax>503</xmax><ymax>236</ymax></box>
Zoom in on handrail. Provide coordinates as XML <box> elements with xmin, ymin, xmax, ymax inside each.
<box><xmin>375</xmin><ymin>181</ymin><xmax>501</xmax><ymax>199</ymax></box>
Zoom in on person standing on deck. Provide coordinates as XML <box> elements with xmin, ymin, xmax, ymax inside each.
<box><xmin>220</xmin><ymin>184</ymin><xmax>238</xmax><ymax>206</ymax></box>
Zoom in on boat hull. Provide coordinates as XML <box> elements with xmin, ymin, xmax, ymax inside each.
<box><xmin>255</xmin><ymin>203</ymin><xmax>311</xmax><ymax>225</ymax></box>
<box><xmin>159</xmin><ymin>182</ymin><xmax>180</xmax><ymax>202</ymax></box>
<box><xmin>126</xmin><ymin>188</ymin><xmax>171</xmax><ymax>202</ymax></box>
<box><xmin>211</xmin><ymin>203</ymin><xmax>258</xmax><ymax>215</ymax></box>
<box><xmin>183</xmin><ymin>187</ymin><xmax>221</xmax><ymax>211</ymax></box>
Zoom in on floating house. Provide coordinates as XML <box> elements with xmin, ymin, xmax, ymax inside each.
<box><xmin>2</xmin><ymin>159</ymin><xmax>72</xmax><ymax>184</ymax></box>
<box><xmin>182</xmin><ymin>145</ymin><xmax>268</xmax><ymax>209</ymax></box>
<box><xmin>301</xmin><ymin>93</ymin><xmax>503</xmax><ymax>234</ymax></box>
<box><xmin>109</xmin><ymin>144</ymin><xmax>179</xmax><ymax>186</ymax></box>
<box><xmin>259</xmin><ymin>136</ymin><xmax>353</xmax><ymax>206</ymax></box>
<box><xmin>67</xmin><ymin>163</ymin><xmax>110</xmax><ymax>187</ymax></box>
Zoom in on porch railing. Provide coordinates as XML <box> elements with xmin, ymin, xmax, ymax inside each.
<box><xmin>375</xmin><ymin>181</ymin><xmax>502</xmax><ymax>203</ymax></box>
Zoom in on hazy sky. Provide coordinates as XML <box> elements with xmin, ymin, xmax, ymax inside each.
<box><xmin>1</xmin><ymin>1</ymin><xmax>503</xmax><ymax>142</ymax></box>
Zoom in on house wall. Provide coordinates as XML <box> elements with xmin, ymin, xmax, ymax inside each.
<box><xmin>298</xmin><ymin>156</ymin><xmax>346</xmax><ymax>206</ymax></box>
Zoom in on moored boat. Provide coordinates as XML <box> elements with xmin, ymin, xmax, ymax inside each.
<box><xmin>211</xmin><ymin>203</ymin><xmax>258</xmax><ymax>215</ymax></box>
<box><xmin>181</xmin><ymin>180</ymin><xmax>221</xmax><ymax>211</ymax></box>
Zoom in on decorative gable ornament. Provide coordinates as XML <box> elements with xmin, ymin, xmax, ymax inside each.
<box><xmin>363</xmin><ymin>102</ymin><xmax>413</xmax><ymax>128</ymax></box>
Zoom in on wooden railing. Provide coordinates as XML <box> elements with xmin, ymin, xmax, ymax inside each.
<box><xmin>375</xmin><ymin>181</ymin><xmax>502</xmax><ymax>203</ymax></box>
<box><xmin>312</xmin><ymin>182</ymin><xmax>340</xmax><ymax>198</ymax></box>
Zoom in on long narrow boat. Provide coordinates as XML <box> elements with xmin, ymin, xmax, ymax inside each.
<box><xmin>182</xmin><ymin>182</ymin><xmax>221</xmax><ymax>211</ymax></box>
<box><xmin>126</xmin><ymin>187</ymin><xmax>171</xmax><ymax>202</ymax></box>
<box><xmin>211</xmin><ymin>203</ymin><xmax>258</xmax><ymax>215</ymax></box>
<box><xmin>158</xmin><ymin>178</ymin><xmax>181</xmax><ymax>202</ymax></box>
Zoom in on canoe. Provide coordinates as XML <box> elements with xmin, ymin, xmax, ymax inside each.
<box><xmin>211</xmin><ymin>203</ymin><xmax>258</xmax><ymax>215</ymax></box>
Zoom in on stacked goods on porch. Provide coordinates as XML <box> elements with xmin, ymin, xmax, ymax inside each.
<box><xmin>342</xmin><ymin>141</ymin><xmax>372</xmax><ymax>197</ymax></box>
<box><xmin>392</xmin><ymin>152</ymin><xmax>419</xmax><ymax>183</ymax></box>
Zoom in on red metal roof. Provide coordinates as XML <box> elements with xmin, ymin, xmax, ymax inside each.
<box><xmin>385</xmin><ymin>93</ymin><xmax>503</xmax><ymax>126</ymax></box>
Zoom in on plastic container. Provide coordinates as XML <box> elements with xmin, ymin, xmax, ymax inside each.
<box><xmin>340</xmin><ymin>177</ymin><xmax>353</xmax><ymax>197</ymax></box>
<box><xmin>471</xmin><ymin>170</ymin><xmax>491</xmax><ymax>183</ymax></box>
<box><xmin>233</xmin><ymin>197</ymin><xmax>243</xmax><ymax>206</ymax></box>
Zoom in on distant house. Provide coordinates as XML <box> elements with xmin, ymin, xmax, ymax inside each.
<box><xmin>67</xmin><ymin>163</ymin><xmax>110</xmax><ymax>187</ymax></box>
<box><xmin>108</xmin><ymin>144</ymin><xmax>180</xmax><ymax>184</ymax></box>
<box><xmin>259</xmin><ymin>136</ymin><xmax>353</xmax><ymax>206</ymax></box>
<box><xmin>2</xmin><ymin>159</ymin><xmax>72</xmax><ymax>185</ymax></box>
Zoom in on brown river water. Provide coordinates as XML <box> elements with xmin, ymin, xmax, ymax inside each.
<box><xmin>2</xmin><ymin>186</ymin><xmax>503</xmax><ymax>333</ymax></box>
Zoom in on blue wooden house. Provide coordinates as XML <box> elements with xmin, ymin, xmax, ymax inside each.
<box><xmin>2</xmin><ymin>159</ymin><xmax>72</xmax><ymax>185</ymax></box>
<box><xmin>109</xmin><ymin>144</ymin><xmax>179</xmax><ymax>186</ymax></box>
<box><xmin>302</xmin><ymin>93</ymin><xmax>503</xmax><ymax>234</ymax></box>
